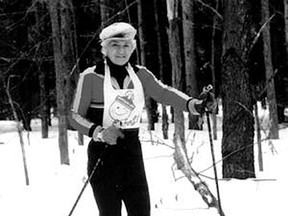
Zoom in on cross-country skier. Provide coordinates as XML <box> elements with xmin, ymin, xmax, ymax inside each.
<box><xmin>69</xmin><ymin>22</ymin><xmax>216</xmax><ymax>216</ymax></box>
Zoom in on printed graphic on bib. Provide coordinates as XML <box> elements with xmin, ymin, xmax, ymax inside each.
<box><xmin>109</xmin><ymin>91</ymin><xmax>136</xmax><ymax>124</ymax></box>
<box><xmin>103</xmin><ymin>62</ymin><xmax>144</xmax><ymax>129</ymax></box>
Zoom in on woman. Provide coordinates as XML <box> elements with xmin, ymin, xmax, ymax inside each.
<box><xmin>70</xmin><ymin>22</ymin><xmax>215</xmax><ymax>216</ymax></box>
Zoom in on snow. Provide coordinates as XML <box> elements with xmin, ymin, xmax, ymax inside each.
<box><xmin>0</xmin><ymin>106</ymin><xmax>288</xmax><ymax>216</ymax></box>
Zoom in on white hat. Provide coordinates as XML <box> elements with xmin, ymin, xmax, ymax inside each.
<box><xmin>99</xmin><ymin>22</ymin><xmax>137</xmax><ymax>42</ymax></box>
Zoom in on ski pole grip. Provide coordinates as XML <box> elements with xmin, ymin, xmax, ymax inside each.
<box><xmin>198</xmin><ymin>85</ymin><xmax>213</xmax><ymax>100</ymax></box>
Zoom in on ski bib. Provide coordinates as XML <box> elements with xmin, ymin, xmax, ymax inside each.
<box><xmin>102</xmin><ymin>61</ymin><xmax>145</xmax><ymax>129</ymax></box>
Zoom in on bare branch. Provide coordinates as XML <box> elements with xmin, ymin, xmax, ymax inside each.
<box><xmin>248</xmin><ymin>14</ymin><xmax>275</xmax><ymax>55</ymax></box>
<box><xmin>194</xmin><ymin>0</ymin><xmax>223</xmax><ymax>20</ymax></box>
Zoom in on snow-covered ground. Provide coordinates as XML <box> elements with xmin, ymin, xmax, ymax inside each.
<box><xmin>0</xmin><ymin>106</ymin><xmax>287</xmax><ymax>216</ymax></box>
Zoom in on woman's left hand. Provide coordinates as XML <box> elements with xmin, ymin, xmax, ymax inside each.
<box><xmin>101</xmin><ymin>125</ymin><xmax>125</xmax><ymax>145</ymax></box>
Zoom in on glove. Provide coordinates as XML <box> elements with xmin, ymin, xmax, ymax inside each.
<box><xmin>202</xmin><ymin>91</ymin><xmax>217</xmax><ymax>114</ymax></box>
<box><xmin>188</xmin><ymin>99</ymin><xmax>203</xmax><ymax>115</ymax></box>
<box><xmin>188</xmin><ymin>92</ymin><xmax>217</xmax><ymax>115</ymax></box>
<box><xmin>93</xmin><ymin>125</ymin><xmax>124</xmax><ymax>145</ymax></box>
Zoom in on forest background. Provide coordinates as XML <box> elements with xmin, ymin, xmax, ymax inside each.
<box><xmin>0</xmin><ymin>0</ymin><xmax>288</xmax><ymax>192</ymax></box>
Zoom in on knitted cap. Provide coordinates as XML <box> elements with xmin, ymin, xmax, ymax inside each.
<box><xmin>99</xmin><ymin>22</ymin><xmax>137</xmax><ymax>42</ymax></box>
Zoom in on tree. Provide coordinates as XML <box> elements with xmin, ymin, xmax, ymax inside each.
<box><xmin>167</xmin><ymin>0</ymin><xmax>185</xmax><ymax>150</ymax></box>
<box><xmin>153</xmin><ymin>0</ymin><xmax>170</xmax><ymax>139</ymax></box>
<box><xmin>221</xmin><ymin>0</ymin><xmax>255</xmax><ymax>179</ymax></box>
<box><xmin>138</xmin><ymin>0</ymin><xmax>159</xmax><ymax>131</ymax></box>
<box><xmin>210</xmin><ymin>0</ymin><xmax>222</xmax><ymax>140</ymax></box>
<box><xmin>48</xmin><ymin>0</ymin><xmax>78</xmax><ymax>165</ymax></box>
<box><xmin>181</xmin><ymin>0</ymin><xmax>200</xmax><ymax>130</ymax></box>
<box><xmin>33</xmin><ymin>0</ymin><xmax>51</xmax><ymax>138</ymax></box>
<box><xmin>284</xmin><ymin>0</ymin><xmax>288</xmax><ymax>64</ymax></box>
<box><xmin>168</xmin><ymin>3</ymin><xmax>224</xmax><ymax>214</ymax></box>
<box><xmin>0</xmin><ymin>0</ymin><xmax>41</xmax><ymax>131</ymax></box>
<box><xmin>261</xmin><ymin>0</ymin><xmax>279</xmax><ymax>139</ymax></box>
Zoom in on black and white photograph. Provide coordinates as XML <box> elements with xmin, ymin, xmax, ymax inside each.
<box><xmin>0</xmin><ymin>0</ymin><xmax>288</xmax><ymax>216</ymax></box>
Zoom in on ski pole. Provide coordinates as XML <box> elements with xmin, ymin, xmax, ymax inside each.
<box><xmin>199</xmin><ymin>85</ymin><xmax>224</xmax><ymax>215</ymax></box>
<box><xmin>68</xmin><ymin>145</ymin><xmax>108</xmax><ymax>216</ymax></box>
<box><xmin>206</xmin><ymin>111</ymin><xmax>224</xmax><ymax>215</ymax></box>
<box><xmin>202</xmin><ymin>85</ymin><xmax>224</xmax><ymax>216</ymax></box>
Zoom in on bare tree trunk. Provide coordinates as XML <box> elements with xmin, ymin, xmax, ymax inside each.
<box><xmin>254</xmin><ymin>102</ymin><xmax>264</xmax><ymax>171</ymax></box>
<box><xmin>168</xmin><ymin>0</ymin><xmax>186</xmax><ymax>159</ymax></box>
<box><xmin>221</xmin><ymin>0</ymin><xmax>255</xmax><ymax>179</ymax></box>
<box><xmin>48</xmin><ymin>0</ymin><xmax>78</xmax><ymax>164</ymax></box>
<box><xmin>261</xmin><ymin>0</ymin><xmax>279</xmax><ymax>139</ymax></box>
<box><xmin>137</xmin><ymin>0</ymin><xmax>159</xmax><ymax>131</ymax></box>
<box><xmin>49</xmin><ymin>0</ymin><xmax>69</xmax><ymax>165</ymax></box>
<box><xmin>284</xmin><ymin>0</ymin><xmax>288</xmax><ymax>64</ymax></box>
<box><xmin>210</xmin><ymin>0</ymin><xmax>222</xmax><ymax>140</ymax></box>
<box><xmin>153</xmin><ymin>0</ymin><xmax>169</xmax><ymax>139</ymax></box>
<box><xmin>38</xmin><ymin>62</ymin><xmax>49</xmax><ymax>138</ymax></box>
<box><xmin>34</xmin><ymin>0</ymin><xmax>49</xmax><ymax>138</ymax></box>
<box><xmin>181</xmin><ymin>0</ymin><xmax>200</xmax><ymax>130</ymax></box>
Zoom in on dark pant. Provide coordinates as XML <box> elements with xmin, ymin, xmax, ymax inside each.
<box><xmin>87</xmin><ymin>129</ymin><xmax>150</xmax><ymax>216</ymax></box>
